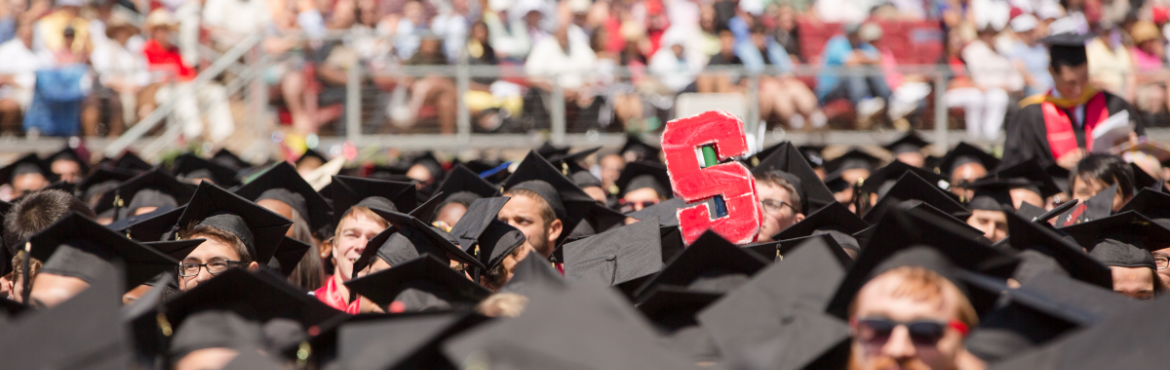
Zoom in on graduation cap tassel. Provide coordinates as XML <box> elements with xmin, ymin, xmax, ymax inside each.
<box><xmin>20</xmin><ymin>242</ymin><xmax>30</xmax><ymax>304</ymax></box>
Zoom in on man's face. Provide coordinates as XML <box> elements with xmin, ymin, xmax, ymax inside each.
<box><xmin>1051</xmin><ymin>64</ymin><xmax>1089</xmax><ymax>99</ymax></box>
<box><xmin>406</xmin><ymin>164</ymin><xmax>434</xmax><ymax>190</ymax></box>
<box><xmin>498</xmin><ymin>194</ymin><xmax>561</xmax><ymax>258</ymax></box>
<box><xmin>757</xmin><ymin>182</ymin><xmax>804</xmax><ymax>242</ymax></box>
<box><xmin>1152</xmin><ymin>247</ymin><xmax>1170</xmax><ymax>288</ymax></box>
<box><xmin>172</xmin><ymin>347</ymin><xmax>239</xmax><ymax>370</ymax></box>
<box><xmin>51</xmin><ymin>159</ymin><xmax>82</xmax><ymax>183</ymax></box>
<box><xmin>583</xmin><ymin>186</ymin><xmax>608</xmax><ymax>205</ymax></box>
<box><xmin>1111</xmin><ymin>266</ymin><xmax>1156</xmax><ymax>300</ymax></box>
<box><xmin>434</xmin><ymin>203</ymin><xmax>468</xmax><ymax>229</ymax></box>
<box><xmin>850</xmin><ymin>272</ymin><xmax>967</xmax><ymax>370</ymax></box>
<box><xmin>621</xmin><ymin>188</ymin><xmax>661</xmax><ymax>212</ymax></box>
<box><xmin>1009</xmin><ymin>188</ymin><xmax>1043</xmax><ymax>210</ymax></box>
<box><xmin>967</xmin><ymin>209</ymin><xmax>1008</xmax><ymax>242</ymax></box>
<box><xmin>896</xmin><ymin>153</ymin><xmax>926</xmax><ymax>169</ymax></box>
<box><xmin>949</xmin><ymin>163</ymin><xmax>987</xmax><ymax>199</ymax></box>
<box><xmin>1072</xmin><ymin>176</ymin><xmax>1131</xmax><ymax>212</ymax></box>
<box><xmin>489</xmin><ymin>245</ymin><xmax>534</xmax><ymax>289</ymax></box>
<box><xmin>180</xmin><ymin>238</ymin><xmax>245</xmax><ymax>291</ymax></box>
<box><xmin>333</xmin><ymin>213</ymin><xmax>385</xmax><ymax>280</ymax></box>
<box><xmin>600</xmin><ymin>154</ymin><xmax>625</xmax><ymax>188</ymax></box>
<box><xmin>12</xmin><ymin>172</ymin><xmax>48</xmax><ymax>197</ymax></box>
<box><xmin>28</xmin><ymin>272</ymin><xmax>90</xmax><ymax>308</ymax></box>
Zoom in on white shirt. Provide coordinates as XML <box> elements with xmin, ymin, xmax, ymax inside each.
<box><xmin>524</xmin><ymin>36</ymin><xmax>596</xmax><ymax>90</ymax></box>
<box><xmin>91</xmin><ymin>38</ymin><xmax>150</xmax><ymax>88</ymax></box>
<box><xmin>649</xmin><ymin>46</ymin><xmax>703</xmax><ymax>93</ymax></box>
<box><xmin>202</xmin><ymin>0</ymin><xmax>270</xmax><ymax>39</ymax></box>
<box><xmin>0</xmin><ymin>38</ymin><xmax>44</xmax><ymax>90</ymax></box>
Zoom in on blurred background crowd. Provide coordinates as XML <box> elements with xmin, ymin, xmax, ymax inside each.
<box><xmin>0</xmin><ymin>0</ymin><xmax>1168</xmax><ymax>145</ymax></box>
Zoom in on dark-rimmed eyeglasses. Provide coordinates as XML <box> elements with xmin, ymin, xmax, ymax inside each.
<box><xmin>760</xmin><ymin>199</ymin><xmax>797</xmax><ymax>214</ymax></box>
<box><xmin>1156</xmin><ymin>256</ymin><xmax>1169</xmax><ymax>270</ymax></box>
<box><xmin>179</xmin><ymin>260</ymin><xmax>243</xmax><ymax>277</ymax></box>
<box><xmin>851</xmin><ymin>317</ymin><xmax>969</xmax><ymax>346</ymax></box>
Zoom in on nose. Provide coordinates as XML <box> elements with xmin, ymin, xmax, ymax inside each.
<box><xmin>195</xmin><ymin>266</ymin><xmax>213</xmax><ymax>283</ymax></box>
<box><xmin>881</xmin><ymin>325</ymin><xmax>917</xmax><ymax>360</ymax></box>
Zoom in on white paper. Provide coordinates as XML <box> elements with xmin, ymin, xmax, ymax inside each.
<box><xmin>1091</xmin><ymin>110</ymin><xmax>1132</xmax><ymax>153</ymax></box>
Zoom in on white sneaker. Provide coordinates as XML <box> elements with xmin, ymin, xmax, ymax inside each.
<box><xmin>857</xmin><ymin>97</ymin><xmax>885</xmax><ymax>124</ymax></box>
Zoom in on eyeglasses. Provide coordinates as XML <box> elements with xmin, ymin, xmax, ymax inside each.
<box><xmin>760</xmin><ymin>199</ymin><xmax>797</xmax><ymax>214</ymax></box>
<box><xmin>179</xmin><ymin>260</ymin><xmax>243</xmax><ymax>277</ymax></box>
<box><xmin>1156</xmin><ymin>256</ymin><xmax>1169</xmax><ymax>270</ymax></box>
<box><xmin>851</xmin><ymin>317</ymin><xmax>969</xmax><ymax>346</ymax></box>
<box><xmin>619</xmin><ymin>199</ymin><xmax>659</xmax><ymax>213</ymax></box>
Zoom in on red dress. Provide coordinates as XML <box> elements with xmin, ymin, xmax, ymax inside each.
<box><xmin>313</xmin><ymin>275</ymin><xmax>360</xmax><ymax>314</ymax></box>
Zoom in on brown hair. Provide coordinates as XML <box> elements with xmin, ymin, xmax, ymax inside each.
<box><xmin>332</xmin><ymin>206</ymin><xmax>389</xmax><ymax>240</ymax></box>
<box><xmin>179</xmin><ymin>224</ymin><xmax>253</xmax><ymax>265</ymax></box>
<box><xmin>286</xmin><ymin>209</ymin><xmax>326</xmax><ymax>291</ymax></box>
<box><xmin>502</xmin><ymin>188</ymin><xmax>557</xmax><ymax>226</ymax></box>
<box><xmin>481</xmin><ymin>247</ymin><xmax>528</xmax><ymax>291</ymax></box>
<box><xmin>849</xmin><ymin>266</ymin><xmax>978</xmax><ymax>327</ymax></box>
<box><xmin>4</xmin><ymin>190</ymin><xmax>96</xmax><ymax>250</ymax></box>
<box><xmin>754</xmin><ymin>172</ymin><xmax>804</xmax><ymax>214</ymax></box>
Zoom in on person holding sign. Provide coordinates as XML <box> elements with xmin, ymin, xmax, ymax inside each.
<box><xmin>1004</xmin><ymin>28</ymin><xmax>1145</xmax><ymax>170</ymax></box>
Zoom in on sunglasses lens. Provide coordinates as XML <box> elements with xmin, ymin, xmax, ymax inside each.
<box><xmin>857</xmin><ymin>319</ymin><xmax>896</xmax><ymax>342</ymax></box>
<box><xmin>907</xmin><ymin>322</ymin><xmax>946</xmax><ymax>344</ymax></box>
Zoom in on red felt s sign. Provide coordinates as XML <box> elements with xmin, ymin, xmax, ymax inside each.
<box><xmin>662</xmin><ymin>111</ymin><xmax>762</xmax><ymax>245</ymax></box>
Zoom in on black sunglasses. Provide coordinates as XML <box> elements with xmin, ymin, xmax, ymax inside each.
<box><xmin>852</xmin><ymin>317</ymin><xmax>968</xmax><ymax>345</ymax></box>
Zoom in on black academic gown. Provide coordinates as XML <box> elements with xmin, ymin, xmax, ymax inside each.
<box><xmin>1003</xmin><ymin>91</ymin><xmax>1144</xmax><ymax>168</ymax></box>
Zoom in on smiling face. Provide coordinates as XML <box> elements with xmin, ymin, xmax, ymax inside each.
<box><xmin>332</xmin><ymin>209</ymin><xmax>387</xmax><ymax>281</ymax></box>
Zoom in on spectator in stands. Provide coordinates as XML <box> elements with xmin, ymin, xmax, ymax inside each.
<box><xmin>697</xmin><ymin>30</ymin><xmax>743</xmax><ymax>93</ymax></box>
<box><xmin>394</xmin><ymin>0</ymin><xmax>428</xmax><ymax>60</ymax></box>
<box><xmin>947</xmin><ymin>24</ymin><xmax>1022</xmax><ymax>140</ymax></box>
<box><xmin>141</xmin><ymin>9</ymin><xmax>235</xmax><ymax>143</ymax></box>
<box><xmin>1086</xmin><ymin>21</ymin><xmax>1135</xmax><ymax>99</ymax></box>
<box><xmin>397</xmin><ymin>35</ymin><xmax>458</xmax><ymax>134</ymax></box>
<box><xmin>1008</xmin><ymin>14</ymin><xmax>1053</xmax><ymax>97</ymax></box>
<box><xmin>464</xmin><ymin>20</ymin><xmax>521</xmax><ymax>132</ymax></box>
<box><xmin>202</xmin><ymin>0</ymin><xmax>270</xmax><ymax>47</ymax></box>
<box><xmin>817</xmin><ymin>22</ymin><xmax>891</xmax><ymax>125</ymax></box>
<box><xmin>516</xmin><ymin>0</ymin><xmax>552</xmax><ymax>52</ymax></box>
<box><xmin>0</xmin><ymin>20</ymin><xmax>40</xmax><ymax>134</ymax></box>
<box><xmin>432</xmin><ymin>0</ymin><xmax>472</xmax><ymax>65</ymax></box>
<box><xmin>696</xmin><ymin>4</ymin><xmax>720</xmax><ymax>59</ymax></box>
<box><xmin>524</xmin><ymin>24</ymin><xmax>597</xmax><ymax>126</ymax></box>
<box><xmin>648</xmin><ymin>33</ymin><xmax>702</xmax><ymax>94</ymax></box>
<box><xmin>772</xmin><ymin>5</ymin><xmax>801</xmax><ymax>63</ymax></box>
<box><xmin>484</xmin><ymin>0</ymin><xmax>532</xmax><ymax>61</ymax></box>
<box><xmin>86</xmin><ymin>12</ymin><xmax>148</xmax><ymax>137</ymax></box>
<box><xmin>1128</xmin><ymin>20</ymin><xmax>1170</xmax><ymax>118</ymax></box>
<box><xmin>740</xmin><ymin>24</ymin><xmax>825</xmax><ymax>129</ymax></box>
<box><xmin>34</xmin><ymin>0</ymin><xmax>90</xmax><ymax>57</ymax></box>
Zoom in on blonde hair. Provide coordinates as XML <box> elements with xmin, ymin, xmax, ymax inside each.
<box><xmin>333</xmin><ymin>206</ymin><xmax>389</xmax><ymax>238</ymax></box>
<box><xmin>850</xmin><ymin>266</ymin><xmax>978</xmax><ymax>327</ymax></box>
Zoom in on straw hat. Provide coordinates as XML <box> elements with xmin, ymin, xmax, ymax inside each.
<box><xmin>145</xmin><ymin>9</ymin><xmax>177</xmax><ymax>31</ymax></box>
<box><xmin>104</xmin><ymin>10</ymin><xmax>141</xmax><ymax>38</ymax></box>
<box><xmin>1131</xmin><ymin>20</ymin><xmax>1160</xmax><ymax>45</ymax></box>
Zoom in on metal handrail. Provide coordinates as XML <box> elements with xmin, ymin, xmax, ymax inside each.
<box><xmin>103</xmin><ymin>33</ymin><xmax>265</xmax><ymax>157</ymax></box>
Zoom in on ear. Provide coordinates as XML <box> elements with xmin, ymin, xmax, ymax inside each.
<box><xmin>793</xmin><ymin>213</ymin><xmax>806</xmax><ymax>223</ymax></box>
<box><xmin>247</xmin><ymin>261</ymin><xmax>260</xmax><ymax>271</ymax></box>
<box><xmin>546</xmin><ymin>219</ymin><xmax>564</xmax><ymax>246</ymax></box>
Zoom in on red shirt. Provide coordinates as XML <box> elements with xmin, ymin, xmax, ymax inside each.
<box><xmin>142</xmin><ymin>39</ymin><xmax>195</xmax><ymax>82</ymax></box>
<box><xmin>313</xmin><ymin>275</ymin><xmax>360</xmax><ymax>314</ymax></box>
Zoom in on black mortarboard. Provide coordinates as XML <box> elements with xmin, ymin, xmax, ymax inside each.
<box><xmin>883</xmin><ymin>131</ymin><xmax>930</xmax><ymax>155</ymax></box>
<box><xmin>1087</xmin><ymin>236</ymin><xmax>1157</xmax><ymax>269</ymax></box>
<box><xmin>330</xmin><ymin>175</ymin><xmax>416</xmax><ymax>224</ymax></box>
<box><xmin>447</xmin><ymin>197</ymin><xmax>526</xmax><ymax>271</ymax></box>
<box><xmin>965</xmin><ymin>271</ymin><xmax>1138</xmax><ymax>363</ymax></box>
<box><xmin>175</xmin><ymin>182</ymin><xmax>293</xmax><ymax>264</ymax></box>
<box><xmin>168</xmin><ymin>310</ymin><xmax>265</xmax><ymax>359</ymax></box>
<box><xmin>620</xmin><ymin>133</ymin><xmax>662</xmax><ymax>162</ymax></box>
<box><xmin>536</xmin><ymin>141</ymin><xmax>570</xmax><ymax>158</ymax></box>
<box><xmin>338</xmin><ymin>311</ymin><xmax>490</xmax><ymax>370</ymax></box>
<box><xmin>634</xmin><ymin>286</ymin><xmax>722</xmax><ymax>362</ymax></box>
<box><xmin>269</xmin><ymin>237</ymin><xmax>311</xmax><ymax>277</ymax></box>
<box><xmin>1005</xmin><ymin>212</ymin><xmax>1112</xmax><ymax>289</ymax></box>
<box><xmin>498</xmin><ymin>248</ymin><xmax>565</xmax><ymax>295</ymax></box>
<box><xmin>967</xmin><ymin>179</ymin><xmax>1018</xmax><ymax>212</ymax></box>
<box><xmin>988</xmin><ymin>280</ymin><xmax>1170</xmax><ymax>370</ymax></box>
<box><xmin>751</xmin><ymin>141</ymin><xmax>836</xmax><ymax>214</ymax></box>
<box><xmin>614</xmin><ymin>160</ymin><xmax>671</xmax><ymax>198</ymax></box>
<box><xmin>627</xmin><ymin>197</ymin><xmax>685</xmax><ymax>227</ymax></box>
<box><xmin>1054</xmin><ymin>183</ymin><xmax>1121</xmax><ymax>228</ymax></box>
<box><xmin>501</xmin><ymin>151</ymin><xmax>595</xmax><ymax>221</ymax></box>
<box><xmin>859</xmin><ymin>160</ymin><xmax>951</xmax><ymax>197</ymax></box>
<box><xmin>76</xmin><ymin>168</ymin><xmax>136</xmax><ymax>203</ymax></box>
<box><xmin>775</xmin><ymin>233</ymin><xmax>856</xmax><ymax>266</ymax></box>
<box><xmin>0</xmin><ymin>200</ymin><xmax>11</xmax><ymax>276</ymax></box>
<box><xmin>1061</xmin><ymin>210</ymin><xmax>1170</xmax><ymax>249</ymax></box>
<box><xmin>827</xmin><ymin>205</ymin><xmax>1020</xmax><ymax>319</ymax></box>
<box><xmin>45</xmin><ymin>146</ymin><xmax>89</xmax><ymax>177</ymax></box>
<box><xmin>211</xmin><ymin>148</ymin><xmax>253</xmax><ymax>172</ymax></box>
<box><xmin>824</xmin><ymin>148</ymin><xmax>881</xmax><ymax>173</ymax></box>
<box><xmin>95</xmin><ymin>168</ymin><xmax>196</xmax><ymax>220</ymax></box>
<box><xmin>462</xmin><ymin>158</ymin><xmax>512</xmax><ymax>184</ymax></box>
<box><xmin>31</xmin><ymin>212</ymin><xmax>178</xmax><ymax>291</ymax></box>
<box><xmin>171</xmin><ymin>153</ymin><xmax>239</xmax><ymax>186</ymax></box>
<box><xmin>1130</xmin><ymin>162</ymin><xmax>1162</xmax><ymax>191</ymax></box>
<box><xmin>365</xmin><ymin>207</ymin><xmax>484</xmax><ymax>269</ymax></box>
<box><xmin>1040</xmin><ymin>32</ymin><xmax>1093</xmax><ymax>68</ymax></box>
<box><xmin>142</xmin><ymin>238</ymin><xmax>205</xmax><ymax>261</ymax></box>
<box><xmin>697</xmin><ymin>234</ymin><xmax>849</xmax><ymax>362</ymax></box>
<box><xmin>442</xmin><ymin>284</ymin><xmax>693</xmax><ymax>370</ymax></box>
<box><xmin>112</xmin><ymin>151</ymin><xmax>153</xmax><ymax>172</ymax></box>
<box><xmin>235</xmin><ymin>162</ymin><xmax>332</xmax><ymax>233</ymax></box>
<box><xmin>938</xmin><ymin>142</ymin><xmax>1000</xmax><ymax>181</ymax></box>
<box><xmin>772</xmin><ymin>201</ymin><xmax>868</xmax><ymax>242</ymax></box>
<box><xmin>562</xmin><ymin>219</ymin><xmax>664</xmax><ymax>289</ymax></box>
<box><xmin>345</xmin><ymin>255</ymin><xmax>492</xmax><ymax>312</ymax></box>
<box><xmin>1119</xmin><ymin>188</ymin><xmax>1170</xmax><ymax>220</ymax></box>
<box><xmin>0</xmin><ymin>153</ymin><xmax>51</xmax><ymax>185</ymax></box>
<box><xmin>632</xmin><ymin>231</ymin><xmax>769</xmax><ymax>302</ymax></box>
<box><xmin>561</xmin><ymin>201</ymin><xmax>627</xmax><ymax>244</ymax></box>
<box><xmin>0</xmin><ymin>265</ymin><xmax>132</xmax><ymax>370</ymax></box>
<box><xmin>798</xmin><ymin>144</ymin><xmax>826</xmax><ymax>168</ymax></box>
<box><xmin>863</xmin><ymin>171</ymin><xmax>971</xmax><ymax>223</ymax></box>
<box><xmin>296</xmin><ymin>148</ymin><xmax>329</xmax><ymax>167</ymax></box>
<box><xmin>549</xmin><ymin>146</ymin><xmax>601</xmax><ymax>177</ymax></box>
<box><xmin>108</xmin><ymin>206</ymin><xmax>185</xmax><ymax>242</ymax></box>
<box><xmin>434</xmin><ymin>164</ymin><xmax>500</xmax><ymax>209</ymax></box>
<box><xmin>345</xmin><ymin>194</ymin><xmax>449</xmax><ymax>276</ymax></box>
<box><xmin>1018</xmin><ymin>200</ymin><xmax>1079</xmax><ymax>224</ymax></box>
<box><xmin>991</xmin><ymin>159</ymin><xmax>1064</xmax><ymax>199</ymax></box>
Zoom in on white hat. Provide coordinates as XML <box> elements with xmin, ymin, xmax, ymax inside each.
<box><xmin>568</xmin><ymin>0</ymin><xmax>591</xmax><ymax>14</ymax></box>
<box><xmin>1010</xmin><ymin>14</ymin><xmax>1038</xmax><ymax>33</ymax></box>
